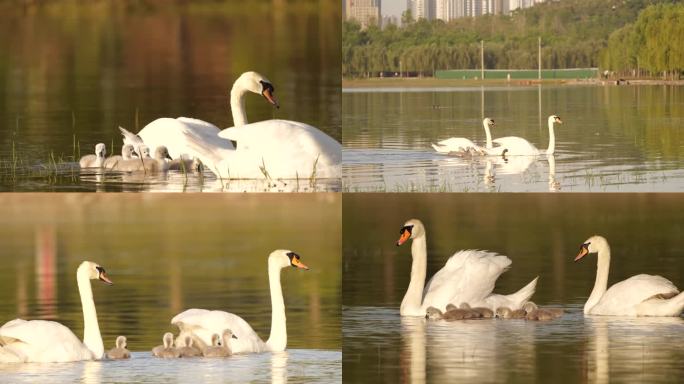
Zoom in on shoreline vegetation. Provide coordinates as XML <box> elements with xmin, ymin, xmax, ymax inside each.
<box><xmin>343</xmin><ymin>1</ymin><xmax>684</xmax><ymax>81</ymax></box>
<box><xmin>342</xmin><ymin>77</ymin><xmax>684</xmax><ymax>89</ymax></box>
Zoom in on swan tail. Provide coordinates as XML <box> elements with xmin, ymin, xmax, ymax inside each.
<box><xmin>431</xmin><ymin>143</ymin><xmax>450</xmax><ymax>154</ymax></box>
<box><xmin>508</xmin><ymin>276</ymin><xmax>539</xmax><ymax>308</ymax></box>
<box><xmin>180</xmin><ymin>130</ymin><xmax>225</xmax><ymax>173</ymax></box>
<box><xmin>637</xmin><ymin>291</ymin><xmax>684</xmax><ymax>317</ymax></box>
<box><xmin>118</xmin><ymin>126</ymin><xmax>145</xmax><ymax>155</ymax></box>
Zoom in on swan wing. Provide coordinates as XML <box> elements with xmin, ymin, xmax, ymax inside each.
<box><xmin>591</xmin><ymin>274</ymin><xmax>680</xmax><ymax>315</ymax></box>
<box><xmin>215</xmin><ymin>119</ymin><xmax>341</xmax><ymax>178</ymax></box>
<box><xmin>0</xmin><ymin>319</ymin><xmax>92</xmax><ymax>362</ymax></box>
<box><xmin>493</xmin><ymin>137</ymin><xmax>539</xmax><ymax>156</ymax></box>
<box><xmin>171</xmin><ymin>309</ymin><xmax>267</xmax><ymax>354</ymax></box>
<box><xmin>137</xmin><ymin>117</ymin><xmax>234</xmax><ymax>161</ymax></box>
<box><xmin>422</xmin><ymin>250</ymin><xmax>511</xmax><ymax>310</ymax></box>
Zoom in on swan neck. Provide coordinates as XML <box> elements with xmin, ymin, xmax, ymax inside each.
<box><xmin>585</xmin><ymin>245</ymin><xmax>610</xmax><ymax>313</ymax></box>
<box><xmin>230</xmin><ymin>83</ymin><xmax>248</xmax><ymax>127</ymax></box>
<box><xmin>484</xmin><ymin>122</ymin><xmax>493</xmax><ymax>149</ymax></box>
<box><xmin>77</xmin><ymin>270</ymin><xmax>103</xmax><ymax>359</ymax></box>
<box><xmin>266</xmin><ymin>262</ymin><xmax>287</xmax><ymax>352</ymax></box>
<box><xmin>401</xmin><ymin>235</ymin><xmax>427</xmax><ymax>316</ymax></box>
<box><xmin>546</xmin><ymin>120</ymin><xmax>556</xmax><ymax>155</ymax></box>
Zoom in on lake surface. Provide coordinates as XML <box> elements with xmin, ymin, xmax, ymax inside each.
<box><xmin>343</xmin><ymin>194</ymin><xmax>684</xmax><ymax>383</ymax></box>
<box><xmin>0</xmin><ymin>194</ymin><xmax>341</xmax><ymax>380</ymax></box>
<box><xmin>342</xmin><ymin>85</ymin><xmax>684</xmax><ymax>192</ymax></box>
<box><xmin>0</xmin><ymin>1</ymin><xmax>341</xmax><ymax>192</ymax></box>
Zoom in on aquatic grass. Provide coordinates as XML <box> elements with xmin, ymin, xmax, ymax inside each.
<box><xmin>259</xmin><ymin>158</ymin><xmax>272</xmax><ymax>180</ymax></box>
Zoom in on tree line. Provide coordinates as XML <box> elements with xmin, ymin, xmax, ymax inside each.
<box><xmin>343</xmin><ymin>0</ymin><xmax>682</xmax><ymax>78</ymax></box>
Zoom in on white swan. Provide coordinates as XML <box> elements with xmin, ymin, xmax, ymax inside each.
<box><xmin>79</xmin><ymin>143</ymin><xmax>107</xmax><ymax>168</ymax></box>
<box><xmin>109</xmin><ymin>146</ymin><xmax>172</xmax><ymax>173</ymax></box>
<box><xmin>120</xmin><ymin>71</ymin><xmax>341</xmax><ymax>179</ymax></box>
<box><xmin>432</xmin><ymin>118</ymin><xmax>506</xmax><ymax>156</ymax></box>
<box><xmin>0</xmin><ymin>261</ymin><xmax>112</xmax><ymax>363</ymax></box>
<box><xmin>170</xmin><ymin>250</ymin><xmax>309</xmax><ymax>354</ymax></box>
<box><xmin>396</xmin><ymin>219</ymin><xmax>538</xmax><ymax>316</ymax></box>
<box><xmin>492</xmin><ymin>115</ymin><xmax>562</xmax><ymax>156</ymax></box>
<box><xmin>575</xmin><ymin>235</ymin><xmax>684</xmax><ymax>316</ymax></box>
<box><xmin>103</xmin><ymin>144</ymin><xmax>137</xmax><ymax>169</ymax></box>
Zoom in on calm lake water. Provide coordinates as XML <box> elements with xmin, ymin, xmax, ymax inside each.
<box><xmin>342</xmin><ymin>85</ymin><xmax>684</xmax><ymax>192</ymax></box>
<box><xmin>0</xmin><ymin>1</ymin><xmax>341</xmax><ymax>192</ymax></box>
<box><xmin>343</xmin><ymin>194</ymin><xmax>684</xmax><ymax>383</ymax></box>
<box><xmin>0</xmin><ymin>194</ymin><xmax>341</xmax><ymax>381</ymax></box>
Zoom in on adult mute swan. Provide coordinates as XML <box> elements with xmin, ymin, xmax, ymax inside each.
<box><xmin>432</xmin><ymin>118</ymin><xmax>506</xmax><ymax>156</ymax></box>
<box><xmin>120</xmin><ymin>71</ymin><xmax>341</xmax><ymax>179</ymax></box>
<box><xmin>396</xmin><ymin>219</ymin><xmax>538</xmax><ymax>316</ymax></box>
<box><xmin>575</xmin><ymin>235</ymin><xmax>684</xmax><ymax>316</ymax></box>
<box><xmin>120</xmin><ymin>71</ymin><xmax>277</xmax><ymax>159</ymax></box>
<box><xmin>0</xmin><ymin>261</ymin><xmax>112</xmax><ymax>363</ymax></box>
<box><xmin>80</xmin><ymin>143</ymin><xmax>107</xmax><ymax>168</ymax></box>
<box><xmin>493</xmin><ymin>115</ymin><xmax>562</xmax><ymax>156</ymax></box>
<box><xmin>170</xmin><ymin>250</ymin><xmax>309</xmax><ymax>354</ymax></box>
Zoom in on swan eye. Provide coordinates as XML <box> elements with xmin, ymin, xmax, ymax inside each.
<box><xmin>260</xmin><ymin>80</ymin><xmax>275</xmax><ymax>93</ymax></box>
<box><xmin>399</xmin><ymin>225</ymin><xmax>413</xmax><ymax>235</ymax></box>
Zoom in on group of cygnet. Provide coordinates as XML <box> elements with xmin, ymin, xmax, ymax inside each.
<box><xmin>79</xmin><ymin>143</ymin><xmax>202</xmax><ymax>173</ymax></box>
<box><xmin>103</xmin><ymin>330</ymin><xmax>236</xmax><ymax>360</ymax></box>
<box><xmin>426</xmin><ymin>301</ymin><xmax>564</xmax><ymax>322</ymax></box>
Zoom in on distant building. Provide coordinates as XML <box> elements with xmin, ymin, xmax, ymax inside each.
<box><xmin>346</xmin><ymin>0</ymin><xmax>382</xmax><ymax>29</ymax></box>
<box><xmin>421</xmin><ymin>0</ymin><xmax>546</xmax><ymax>22</ymax></box>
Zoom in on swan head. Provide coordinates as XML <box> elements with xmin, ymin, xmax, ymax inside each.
<box><xmin>78</xmin><ymin>261</ymin><xmax>113</xmax><ymax>285</ymax></box>
<box><xmin>95</xmin><ymin>143</ymin><xmax>107</xmax><ymax>159</ymax></box>
<box><xmin>425</xmin><ymin>307</ymin><xmax>443</xmax><ymax>319</ymax></box>
<box><xmin>122</xmin><ymin>144</ymin><xmax>137</xmax><ymax>159</ymax></box>
<box><xmin>575</xmin><ymin>235</ymin><xmax>609</xmax><ymax>261</ymax></box>
<box><xmin>139</xmin><ymin>145</ymin><xmax>151</xmax><ymax>158</ymax></box>
<box><xmin>396</xmin><ymin>219</ymin><xmax>425</xmax><ymax>246</ymax></box>
<box><xmin>162</xmin><ymin>332</ymin><xmax>174</xmax><ymax>348</ymax></box>
<box><xmin>446</xmin><ymin>303</ymin><xmax>458</xmax><ymax>311</ymax></box>
<box><xmin>495</xmin><ymin>307</ymin><xmax>511</xmax><ymax>318</ymax></box>
<box><xmin>234</xmin><ymin>71</ymin><xmax>279</xmax><ymax>109</ymax></box>
<box><xmin>217</xmin><ymin>329</ymin><xmax>238</xmax><ymax>346</ymax></box>
<box><xmin>116</xmin><ymin>336</ymin><xmax>127</xmax><ymax>349</ymax></box>
<box><xmin>154</xmin><ymin>146</ymin><xmax>173</xmax><ymax>161</ymax></box>
<box><xmin>522</xmin><ymin>301</ymin><xmax>538</xmax><ymax>312</ymax></box>
<box><xmin>269</xmin><ymin>250</ymin><xmax>309</xmax><ymax>270</ymax></box>
<box><xmin>483</xmin><ymin>117</ymin><xmax>495</xmax><ymax>127</ymax></box>
<box><xmin>548</xmin><ymin>115</ymin><xmax>563</xmax><ymax>125</ymax></box>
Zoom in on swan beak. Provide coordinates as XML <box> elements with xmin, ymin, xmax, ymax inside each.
<box><xmin>574</xmin><ymin>245</ymin><xmax>589</xmax><ymax>262</ymax></box>
<box><xmin>396</xmin><ymin>229</ymin><xmax>411</xmax><ymax>246</ymax></box>
<box><xmin>262</xmin><ymin>88</ymin><xmax>280</xmax><ymax>109</ymax></box>
<box><xmin>556</xmin><ymin>117</ymin><xmax>563</xmax><ymax>124</ymax></box>
<box><xmin>165</xmin><ymin>153</ymin><xmax>173</xmax><ymax>160</ymax></box>
<box><xmin>99</xmin><ymin>272</ymin><xmax>113</xmax><ymax>285</ymax></box>
<box><xmin>231</xmin><ymin>334</ymin><xmax>238</xmax><ymax>339</ymax></box>
<box><xmin>292</xmin><ymin>258</ymin><xmax>309</xmax><ymax>270</ymax></box>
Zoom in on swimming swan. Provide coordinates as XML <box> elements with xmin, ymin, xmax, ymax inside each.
<box><xmin>432</xmin><ymin>118</ymin><xmax>506</xmax><ymax>156</ymax></box>
<box><xmin>171</xmin><ymin>250</ymin><xmax>309</xmax><ymax>354</ymax></box>
<box><xmin>202</xmin><ymin>330</ymin><xmax>236</xmax><ymax>358</ymax></box>
<box><xmin>152</xmin><ymin>332</ymin><xmax>179</xmax><ymax>358</ymax></box>
<box><xmin>396</xmin><ymin>219</ymin><xmax>538</xmax><ymax>316</ymax></box>
<box><xmin>120</xmin><ymin>71</ymin><xmax>341</xmax><ymax>179</ymax></box>
<box><xmin>103</xmin><ymin>144</ymin><xmax>137</xmax><ymax>169</ymax></box>
<box><xmin>0</xmin><ymin>261</ymin><xmax>112</xmax><ymax>363</ymax></box>
<box><xmin>575</xmin><ymin>235</ymin><xmax>684</xmax><ymax>316</ymax></box>
<box><xmin>492</xmin><ymin>115</ymin><xmax>562</xmax><ymax>156</ymax></box>
<box><xmin>80</xmin><ymin>143</ymin><xmax>107</xmax><ymax>168</ymax></box>
<box><xmin>106</xmin><ymin>336</ymin><xmax>131</xmax><ymax>359</ymax></box>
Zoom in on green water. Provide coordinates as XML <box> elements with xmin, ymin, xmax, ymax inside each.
<box><xmin>0</xmin><ymin>194</ymin><xmax>341</xmax><ymax>352</ymax></box>
<box><xmin>343</xmin><ymin>194</ymin><xmax>684</xmax><ymax>383</ymax></box>
<box><xmin>342</xmin><ymin>85</ymin><xmax>684</xmax><ymax>192</ymax></box>
<box><xmin>0</xmin><ymin>0</ymin><xmax>341</xmax><ymax>191</ymax></box>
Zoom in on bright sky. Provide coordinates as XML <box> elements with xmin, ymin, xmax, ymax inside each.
<box><xmin>383</xmin><ymin>0</ymin><xmax>406</xmax><ymax>19</ymax></box>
